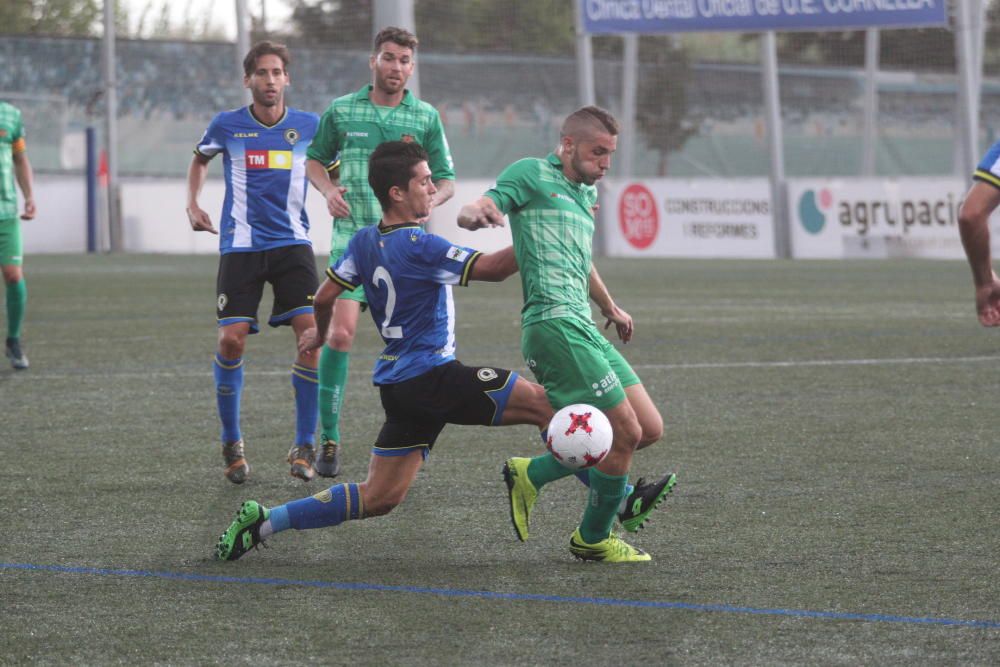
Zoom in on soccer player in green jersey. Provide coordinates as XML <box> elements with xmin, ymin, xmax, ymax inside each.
<box><xmin>458</xmin><ymin>106</ymin><xmax>676</xmax><ymax>563</ymax></box>
<box><xmin>305</xmin><ymin>26</ymin><xmax>454</xmax><ymax>478</ymax></box>
<box><xmin>0</xmin><ymin>101</ymin><xmax>36</xmax><ymax>370</ymax></box>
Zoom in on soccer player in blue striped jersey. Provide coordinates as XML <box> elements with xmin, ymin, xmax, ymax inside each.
<box><xmin>215</xmin><ymin>141</ymin><xmax>558</xmax><ymax>561</ymax></box>
<box><xmin>186</xmin><ymin>42</ymin><xmax>322</xmax><ymax>484</ymax></box>
<box><xmin>959</xmin><ymin>140</ymin><xmax>1000</xmax><ymax>326</ymax></box>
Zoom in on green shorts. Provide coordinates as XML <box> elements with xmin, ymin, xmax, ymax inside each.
<box><xmin>521</xmin><ymin>317</ymin><xmax>640</xmax><ymax>412</ymax></box>
<box><xmin>329</xmin><ymin>223</ymin><xmax>366</xmax><ymax>304</ymax></box>
<box><xmin>0</xmin><ymin>217</ymin><xmax>23</xmax><ymax>266</ymax></box>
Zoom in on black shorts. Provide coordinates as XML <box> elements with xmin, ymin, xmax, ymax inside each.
<box><xmin>374</xmin><ymin>360</ymin><xmax>519</xmax><ymax>456</ymax></box>
<box><xmin>216</xmin><ymin>244</ymin><xmax>318</xmax><ymax>333</ymax></box>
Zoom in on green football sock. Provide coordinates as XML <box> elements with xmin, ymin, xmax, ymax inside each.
<box><xmin>318</xmin><ymin>346</ymin><xmax>350</xmax><ymax>444</ymax></box>
<box><xmin>6</xmin><ymin>279</ymin><xmax>26</xmax><ymax>339</ymax></box>
<box><xmin>579</xmin><ymin>467</ymin><xmax>628</xmax><ymax>544</ymax></box>
<box><xmin>526</xmin><ymin>453</ymin><xmax>576</xmax><ymax>490</ymax></box>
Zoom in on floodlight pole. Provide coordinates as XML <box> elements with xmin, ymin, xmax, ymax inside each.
<box><xmin>102</xmin><ymin>0</ymin><xmax>121</xmax><ymax>252</ymax></box>
<box><xmin>620</xmin><ymin>34</ymin><xmax>638</xmax><ymax>178</ymax></box>
<box><xmin>373</xmin><ymin>0</ymin><xmax>419</xmax><ymax>97</ymax></box>
<box><xmin>761</xmin><ymin>31</ymin><xmax>788</xmax><ymax>259</ymax></box>
<box><xmin>574</xmin><ymin>1</ymin><xmax>596</xmax><ymax>107</ymax></box>
<box><xmin>955</xmin><ymin>0</ymin><xmax>980</xmax><ymax>182</ymax></box>
<box><xmin>235</xmin><ymin>0</ymin><xmax>252</xmax><ymax>105</ymax></box>
<box><xmin>861</xmin><ymin>29</ymin><xmax>880</xmax><ymax>176</ymax></box>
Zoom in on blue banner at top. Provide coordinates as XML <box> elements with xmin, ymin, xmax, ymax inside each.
<box><xmin>582</xmin><ymin>0</ymin><xmax>948</xmax><ymax>34</ymax></box>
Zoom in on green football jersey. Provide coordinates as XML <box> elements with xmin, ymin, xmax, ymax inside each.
<box><xmin>307</xmin><ymin>84</ymin><xmax>454</xmax><ymax>240</ymax></box>
<box><xmin>0</xmin><ymin>102</ymin><xmax>25</xmax><ymax>220</ymax></box>
<box><xmin>486</xmin><ymin>153</ymin><xmax>599</xmax><ymax>327</ymax></box>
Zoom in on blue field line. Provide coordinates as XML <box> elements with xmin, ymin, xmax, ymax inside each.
<box><xmin>3</xmin><ymin>561</ymin><xmax>999</xmax><ymax>629</ymax></box>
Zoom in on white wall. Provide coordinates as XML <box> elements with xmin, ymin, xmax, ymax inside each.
<box><xmin>25</xmin><ymin>174</ymin><xmax>512</xmax><ymax>255</ymax></box>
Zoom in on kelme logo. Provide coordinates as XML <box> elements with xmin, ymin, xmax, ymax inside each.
<box><xmin>799</xmin><ymin>188</ymin><xmax>833</xmax><ymax>235</ymax></box>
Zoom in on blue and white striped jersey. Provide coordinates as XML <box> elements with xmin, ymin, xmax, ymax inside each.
<box><xmin>195</xmin><ymin>106</ymin><xmax>319</xmax><ymax>254</ymax></box>
<box><xmin>327</xmin><ymin>222</ymin><xmax>482</xmax><ymax>385</ymax></box>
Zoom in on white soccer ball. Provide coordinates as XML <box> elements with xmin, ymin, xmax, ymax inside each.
<box><xmin>546</xmin><ymin>403</ymin><xmax>612</xmax><ymax>471</ymax></box>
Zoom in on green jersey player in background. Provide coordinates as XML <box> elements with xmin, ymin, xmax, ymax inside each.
<box><xmin>0</xmin><ymin>101</ymin><xmax>36</xmax><ymax>370</ymax></box>
<box><xmin>305</xmin><ymin>26</ymin><xmax>455</xmax><ymax>478</ymax></box>
<box><xmin>458</xmin><ymin>106</ymin><xmax>676</xmax><ymax>563</ymax></box>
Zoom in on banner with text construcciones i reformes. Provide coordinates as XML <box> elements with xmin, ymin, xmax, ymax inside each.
<box><xmin>582</xmin><ymin>0</ymin><xmax>947</xmax><ymax>34</ymax></box>
<box><xmin>603</xmin><ymin>178</ymin><xmax>776</xmax><ymax>258</ymax></box>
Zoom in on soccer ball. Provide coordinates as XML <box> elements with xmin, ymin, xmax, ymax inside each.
<box><xmin>546</xmin><ymin>404</ymin><xmax>612</xmax><ymax>471</ymax></box>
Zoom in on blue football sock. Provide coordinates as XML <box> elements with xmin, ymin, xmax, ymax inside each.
<box><xmin>292</xmin><ymin>364</ymin><xmax>319</xmax><ymax>447</ymax></box>
<box><xmin>279</xmin><ymin>483</ymin><xmax>363</xmax><ymax>530</ymax></box>
<box><xmin>214</xmin><ymin>354</ymin><xmax>243</xmax><ymax>444</ymax></box>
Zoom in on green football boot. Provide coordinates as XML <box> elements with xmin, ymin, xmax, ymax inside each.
<box><xmin>569</xmin><ymin>528</ymin><xmax>651</xmax><ymax>563</ymax></box>
<box><xmin>618</xmin><ymin>472</ymin><xmax>677</xmax><ymax>533</ymax></box>
<box><xmin>502</xmin><ymin>457</ymin><xmax>537</xmax><ymax>542</ymax></box>
<box><xmin>216</xmin><ymin>500</ymin><xmax>269</xmax><ymax>561</ymax></box>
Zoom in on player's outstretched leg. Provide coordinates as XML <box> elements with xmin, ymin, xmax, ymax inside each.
<box><xmin>618</xmin><ymin>472</ymin><xmax>677</xmax><ymax>532</ymax></box>
<box><xmin>216</xmin><ymin>500</ymin><xmax>269</xmax><ymax>561</ymax></box>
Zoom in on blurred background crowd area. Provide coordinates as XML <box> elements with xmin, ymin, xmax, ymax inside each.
<box><xmin>4</xmin><ymin>0</ymin><xmax>1000</xmax><ymax>179</ymax></box>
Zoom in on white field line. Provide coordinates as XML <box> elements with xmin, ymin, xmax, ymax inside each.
<box><xmin>7</xmin><ymin>354</ymin><xmax>998</xmax><ymax>382</ymax></box>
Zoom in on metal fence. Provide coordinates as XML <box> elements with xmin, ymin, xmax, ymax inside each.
<box><xmin>0</xmin><ymin>2</ymin><xmax>992</xmax><ymax>179</ymax></box>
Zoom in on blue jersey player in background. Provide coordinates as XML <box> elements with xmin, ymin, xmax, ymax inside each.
<box><xmin>186</xmin><ymin>41</ymin><xmax>322</xmax><ymax>484</ymax></box>
<box><xmin>215</xmin><ymin>141</ymin><xmax>558</xmax><ymax>561</ymax></box>
<box><xmin>959</xmin><ymin>140</ymin><xmax>1000</xmax><ymax>327</ymax></box>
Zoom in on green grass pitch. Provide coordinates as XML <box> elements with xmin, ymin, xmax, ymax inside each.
<box><xmin>1</xmin><ymin>254</ymin><xmax>999</xmax><ymax>664</ymax></box>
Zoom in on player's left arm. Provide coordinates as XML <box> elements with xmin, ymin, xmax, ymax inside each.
<box><xmin>589</xmin><ymin>264</ymin><xmax>633</xmax><ymax>343</ymax></box>
<box><xmin>12</xmin><ymin>141</ymin><xmax>35</xmax><ymax>220</ymax></box>
<box><xmin>467</xmin><ymin>245</ymin><xmax>518</xmax><ymax>282</ymax></box>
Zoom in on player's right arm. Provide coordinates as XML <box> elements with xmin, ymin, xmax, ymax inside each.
<box><xmin>306</xmin><ymin>105</ymin><xmax>350</xmax><ymax>218</ymax></box>
<box><xmin>458</xmin><ymin>158</ymin><xmax>537</xmax><ymax>230</ymax></box>
<box><xmin>187</xmin><ymin>115</ymin><xmax>225</xmax><ymax>234</ymax></box>
<box><xmin>306</xmin><ymin>158</ymin><xmax>350</xmax><ymax>219</ymax></box>
<box><xmin>958</xmin><ymin>179</ymin><xmax>1000</xmax><ymax>326</ymax></box>
<box><xmin>186</xmin><ymin>152</ymin><xmax>216</xmax><ymax>234</ymax></box>
<box><xmin>299</xmin><ymin>274</ymin><xmax>347</xmax><ymax>353</ymax></box>
<box><xmin>458</xmin><ymin>196</ymin><xmax>506</xmax><ymax>230</ymax></box>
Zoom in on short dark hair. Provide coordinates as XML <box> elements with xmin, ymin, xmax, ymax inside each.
<box><xmin>368</xmin><ymin>141</ymin><xmax>430</xmax><ymax>213</ymax></box>
<box><xmin>560</xmin><ymin>105</ymin><xmax>620</xmax><ymax>138</ymax></box>
<box><xmin>243</xmin><ymin>41</ymin><xmax>290</xmax><ymax>77</ymax></box>
<box><xmin>373</xmin><ymin>26</ymin><xmax>418</xmax><ymax>54</ymax></box>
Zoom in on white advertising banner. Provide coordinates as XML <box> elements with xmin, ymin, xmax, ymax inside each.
<box><xmin>788</xmin><ymin>178</ymin><xmax>969</xmax><ymax>259</ymax></box>
<box><xmin>602</xmin><ymin>179</ymin><xmax>775</xmax><ymax>258</ymax></box>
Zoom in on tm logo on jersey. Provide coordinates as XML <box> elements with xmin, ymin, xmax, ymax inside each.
<box><xmin>447</xmin><ymin>247</ymin><xmax>469</xmax><ymax>262</ymax></box>
<box><xmin>245</xmin><ymin>150</ymin><xmax>292</xmax><ymax>170</ymax></box>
